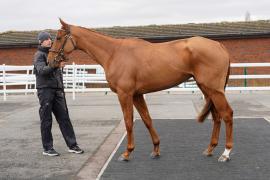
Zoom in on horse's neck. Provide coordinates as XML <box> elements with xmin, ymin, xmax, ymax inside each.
<box><xmin>73</xmin><ymin>27</ymin><xmax>120</xmax><ymax>68</ymax></box>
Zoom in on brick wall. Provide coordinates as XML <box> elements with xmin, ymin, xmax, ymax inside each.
<box><xmin>220</xmin><ymin>37</ymin><xmax>270</xmax><ymax>63</ymax></box>
<box><xmin>219</xmin><ymin>37</ymin><xmax>270</xmax><ymax>87</ymax></box>
<box><xmin>0</xmin><ymin>37</ymin><xmax>270</xmax><ymax>66</ymax></box>
<box><xmin>0</xmin><ymin>48</ymin><xmax>96</xmax><ymax>65</ymax></box>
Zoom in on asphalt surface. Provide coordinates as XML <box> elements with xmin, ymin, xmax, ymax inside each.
<box><xmin>0</xmin><ymin>92</ymin><xmax>270</xmax><ymax>179</ymax></box>
<box><xmin>100</xmin><ymin>118</ymin><xmax>270</xmax><ymax>180</ymax></box>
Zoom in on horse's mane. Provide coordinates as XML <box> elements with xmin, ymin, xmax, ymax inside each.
<box><xmin>77</xmin><ymin>26</ymin><xmax>113</xmax><ymax>39</ymax></box>
<box><xmin>73</xmin><ymin>25</ymin><xmax>144</xmax><ymax>42</ymax></box>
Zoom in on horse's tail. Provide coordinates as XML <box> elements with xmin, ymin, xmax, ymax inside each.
<box><xmin>224</xmin><ymin>59</ymin><xmax>231</xmax><ymax>90</ymax></box>
<box><xmin>197</xmin><ymin>98</ymin><xmax>213</xmax><ymax>123</ymax></box>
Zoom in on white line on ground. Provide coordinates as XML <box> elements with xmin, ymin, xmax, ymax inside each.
<box><xmin>96</xmin><ymin>128</ymin><xmax>127</xmax><ymax>180</ymax></box>
<box><xmin>264</xmin><ymin>117</ymin><xmax>270</xmax><ymax>123</ymax></box>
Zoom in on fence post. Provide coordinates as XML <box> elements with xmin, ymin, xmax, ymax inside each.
<box><xmin>32</xmin><ymin>68</ymin><xmax>36</xmax><ymax>95</ymax></box>
<box><xmin>83</xmin><ymin>64</ymin><xmax>86</xmax><ymax>92</ymax></box>
<box><xmin>3</xmin><ymin>64</ymin><xmax>6</xmax><ymax>101</ymax></box>
<box><xmin>143</xmin><ymin>94</ymin><xmax>146</xmax><ymax>100</ymax></box>
<box><xmin>25</xmin><ymin>69</ymin><xmax>29</xmax><ymax>95</ymax></box>
<box><xmin>72</xmin><ymin>62</ymin><xmax>76</xmax><ymax>100</ymax></box>
<box><xmin>244</xmin><ymin>67</ymin><xmax>247</xmax><ymax>87</ymax></box>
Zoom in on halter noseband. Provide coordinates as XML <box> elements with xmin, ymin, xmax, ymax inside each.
<box><xmin>49</xmin><ymin>29</ymin><xmax>76</xmax><ymax>63</ymax></box>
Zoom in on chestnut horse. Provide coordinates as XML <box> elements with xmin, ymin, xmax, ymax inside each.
<box><xmin>48</xmin><ymin>19</ymin><xmax>233</xmax><ymax>162</ymax></box>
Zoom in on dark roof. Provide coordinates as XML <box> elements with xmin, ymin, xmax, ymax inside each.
<box><xmin>1</xmin><ymin>20</ymin><xmax>270</xmax><ymax>48</ymax></box>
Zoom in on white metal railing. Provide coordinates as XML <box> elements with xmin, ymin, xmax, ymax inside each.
<box><xmin>1</xmin><ymin>62</ymin><xmax>270</xmax><ymax>101</ymax></box>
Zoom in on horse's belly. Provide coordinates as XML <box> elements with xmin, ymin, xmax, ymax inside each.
<box><xmin>136</xmin><ymin>73</ymin><xmax>191</xmax><ymax>94</ymax></box>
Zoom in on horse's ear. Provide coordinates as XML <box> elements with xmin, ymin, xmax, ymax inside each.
<box><xmin>59</xmin><ymin>18</ymin><xmax>69</xmax><ymax>31</ymax></box>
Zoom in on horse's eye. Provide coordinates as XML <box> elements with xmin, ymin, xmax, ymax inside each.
<box><xmin>56</xmin><ymin>37</ymin><xmax>61</xmax><ymax>41</ymax></box>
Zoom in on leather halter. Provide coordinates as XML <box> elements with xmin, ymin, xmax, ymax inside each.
<box><xmin>49</xmin><ymin>29</ymin><xmax>76</xmax><ymax>63</ymax></box>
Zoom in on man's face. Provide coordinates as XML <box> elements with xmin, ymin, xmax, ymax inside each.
<box><xmin>41</xmin><ymin>38</ymin><xmax>52</xmax><ymax>47</ymax></box>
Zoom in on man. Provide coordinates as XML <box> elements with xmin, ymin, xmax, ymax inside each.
<box><xmin>33</xmin><ymin>31</ymin><xmax>83</xmax><ymax>156</ymax></box>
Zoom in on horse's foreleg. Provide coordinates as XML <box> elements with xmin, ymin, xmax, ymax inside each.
<box><xmin>133</xmin><ymin>94</ymin><xmax>160</xmax><ymax>159</ymax></box>
<box><xmin>203</xmin><ymin>106</ymin><xmax>221</xmax><ymax>156</ymax></box>
<box><xmin>117</xmin><ymin>93</ymin><xmax>134</xmax><ymax>161</ymax></box>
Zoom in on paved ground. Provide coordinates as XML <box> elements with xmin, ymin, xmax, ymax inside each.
<box><xmin>0</xmin><ymin>92</ymin><xmax>270</xmax><ymax>179</ymax></box>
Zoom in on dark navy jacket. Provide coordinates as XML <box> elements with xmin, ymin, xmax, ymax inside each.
<box><xmin>33</xmin><ymin>46</ymin><xmax>63</xmax><ymax>89</ymax></box>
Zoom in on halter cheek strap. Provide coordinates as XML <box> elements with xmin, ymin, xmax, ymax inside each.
<box><xmin>49</xmin><ymin>31</ymin><xmax>77</xmax><ymax>63</ymax></box>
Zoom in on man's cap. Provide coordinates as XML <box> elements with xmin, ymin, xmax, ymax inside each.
<box><xmin>37</xmin><ymin>31</ymin><xmax>51</xmax><ymax>43</ymax></box>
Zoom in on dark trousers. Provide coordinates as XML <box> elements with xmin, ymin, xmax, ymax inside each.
<box><xmin>37</xmin><ymin>88</ymin><xmax>77</xmax><ymax>151</ymax></box>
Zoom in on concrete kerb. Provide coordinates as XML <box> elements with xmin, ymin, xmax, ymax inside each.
<box><xmin>76</xmin><ymin>119</ymin><xmax>126</xmax><ymax>180</ymax></box>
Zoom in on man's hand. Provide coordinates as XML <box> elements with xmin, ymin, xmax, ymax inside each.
<box><xmin>59</xmin><ymin>62</ymin><xmax>66</xmax><ymax>68</ymax></box>
<box><xmin>48</xmin><ymin>60</ymin><xmax>66</xmax><ymax>69</ymax></box>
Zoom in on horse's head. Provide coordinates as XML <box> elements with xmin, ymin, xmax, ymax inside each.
<box><xmin>47</xmin><ymin>18</ymin><xmax>77</xmax><ymax>68</ymax></box>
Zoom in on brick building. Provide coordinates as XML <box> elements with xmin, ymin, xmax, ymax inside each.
<box><xmin>0</xmin><ymin>20</ymin><xmax>270</xmax><ymax>86</ymax></box>
<box><xmin>1</xmin><ymin>20</ymin><xmax>270</xmax><ymax>65</ymax></box>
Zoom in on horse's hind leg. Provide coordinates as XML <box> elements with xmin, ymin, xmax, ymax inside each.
<box><xmin>203</xmin><ymin>106</ymin><xmax>221</xmax><ymax>156</ymax></box>
<box><xmin>210</xmin><ymin>90</ymin><xmax>233</xmax><ymax>162</ymax></box>
<box><xmin>197</xmin><ymin>85</ymin><xmax>221</xmax><ymax>156</ymax></box>
<box><xmin>133</xmin><ymin>94</ymin><xmax>160</xmax><ymax>158</ymax></box>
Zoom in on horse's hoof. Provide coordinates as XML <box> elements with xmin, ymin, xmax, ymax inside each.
<box><xmin>202</xmin><ymin>149</ymin><xmax>213</xmax><ymax>157</ymax></box>
<box><xmin>150</xmin><ymin>152</ymin><xmax>160</xmax><ymax>159</ymax></box>
<box><xmin>218</xmin><ymin>155</ymin><xmax>230</xmax><ymax>162</ymax></box>
<box><xmin>118</xmin><ymin>154</ymin><xmax>129</xmax><ymax>162</ymax></box>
